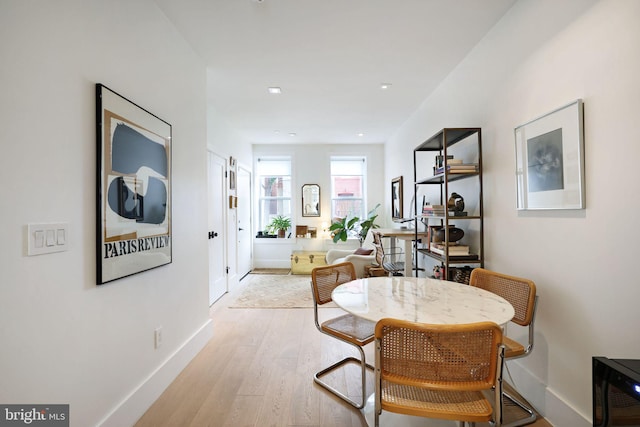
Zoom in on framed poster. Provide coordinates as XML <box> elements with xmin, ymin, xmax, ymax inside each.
<box><xmin>96</xmin><ymin>84</ymin><xmax>172</xmax><ymax>284</ymax></box>
<box><xmin>391</xmin><ymin>176</ymin><xmax>403</xmax><ymax>220</ymax></box>
<box><xmin>515</xmin><ymin>99</ymin><xmax>585</xmax><ymax>210</ymax></box>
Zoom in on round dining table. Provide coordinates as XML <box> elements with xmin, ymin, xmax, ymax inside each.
<box><xmin>331</xmin><ymin>276</ymin><xmax>515</xmax><ymax>326</ymax></box>
<box><xmin>331</xmin><ymin>276</ymin><xmax>515</xmax><ymax>427</ymax></box>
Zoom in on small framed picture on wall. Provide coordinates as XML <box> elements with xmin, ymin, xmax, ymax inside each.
<box><xmin>391</xmin><ymin>176</ymin><xmax>403</xmax><ymax>220</ymax></box>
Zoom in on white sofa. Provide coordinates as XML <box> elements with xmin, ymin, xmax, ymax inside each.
<box><xmin>325</xmin><ymin>232</ymin><xmax>377</xmax><ymax>278</ymax></box>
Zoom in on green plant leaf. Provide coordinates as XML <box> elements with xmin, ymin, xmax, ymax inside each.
<box><xmin>332</xmin><ymin>229</ymin><xmax>349</xmax><ymax>243</ymax></box>
<box><xmin>347</xmin><ymin>217</ymin><xmax>359</xmax><ymax>228</ymax></box>
<box><xmin>268</xmin><ymin>214</ymin><xmax>291</xmax><ymax>231</ymax></box>
<box><xmin>329</xmin><ymin>221</ymin><xmax>344</xmax><ymax>231</ymax></box>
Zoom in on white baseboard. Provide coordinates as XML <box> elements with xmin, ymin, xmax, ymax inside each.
<box><xmin>253</xmin><ymin>259</ymin><xmax>291</xmax><ymax>269</ymax></box>
<box><xmin>97</xmin><ymin>319</ymin><xmax>214</xmax><ymax>427</ymax></box>
<box><xmin>506</xmin><ymin>361</ymin><xmax>590</xmax><ymax>427</ymax></box>
<box><xmin>544</xmin><ymin>385</ymin><xmax>590</xmax><ymax>427</ymax></box>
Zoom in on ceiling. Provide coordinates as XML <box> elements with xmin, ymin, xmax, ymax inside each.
<box><xmin>154</xmin><ymin>0</ymin><xmax>516</xmax><ymax>144</ymax></box>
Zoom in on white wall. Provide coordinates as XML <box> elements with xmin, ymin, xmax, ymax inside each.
<box><xmin>206</xmin><ymin>101</ymin><xmax>253</xmax><ymax>166</ymax></box>
<box><xmin>205</xmin><ymin>101</ymin><xmax>253</xmax><ymax>288</ymax></box>
<box><xmin>253</xmin><ymin>143</ymin><xmax>385</xmax><ymax>267</ymax></box>
<box><xmin>385</xmin><ymin>0</ymin><xmax>640</xmax><ymax>425</ymax></box>
<box><xmin>0</xmin><ymin>2</ymin><xmax>212</xmax><ymax>426</ymax></box>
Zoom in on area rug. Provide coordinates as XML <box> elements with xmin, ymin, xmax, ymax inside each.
<box><xmin>250</xmin><ymin>268</ymin><xmax>291</xmax><ymax>275</ymax></box>
<box><xmin>228</xmin><ymin>274</ymin><xmax>335</xmax><ymax>308</ymax></box>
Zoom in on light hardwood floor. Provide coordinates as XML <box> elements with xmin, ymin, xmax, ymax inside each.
<box><xmin>135</xmin><ymin>276</ymin><xmax>552</xmax><ymax>427</ymax></box>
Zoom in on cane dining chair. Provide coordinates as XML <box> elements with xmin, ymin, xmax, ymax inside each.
<box><xmin>374</xmin><ymin>318</ymin><xmax>505</xmax><ymax>427</ymax></box>
<box><xmin>310</xmin><ymin>262</ymin><xmax>375</xmax><ymax>408</ymax></box>
<box><xmin>469</xmin><ymin>267</ymin><xmax>539</xmax><ymax>427</ymax></box>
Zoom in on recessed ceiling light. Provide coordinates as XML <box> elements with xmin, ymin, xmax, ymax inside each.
<box><xmin>289</xmin><ymin>132</ymin><xmax>296</xmax><ymax>137</ymax></box>
<box><xmin>380</xmin><ymin>83</ymin><xmax>392</xmax><ymax>90</ymax></box>
<box><xmin>268</xmin><ymin>87</ymin><xmax>282</xmax><ymax>94</ymax></box>
<box><xmin>358</xmin><ymin>133</ymin><xmax>364</xmax><ymax>137</ymax></box>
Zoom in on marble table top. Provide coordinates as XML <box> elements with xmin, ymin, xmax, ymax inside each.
<box><xmin>332</xmin><ymin>276</ymin><xmax>515</xmax><ymax>326</ymax></box>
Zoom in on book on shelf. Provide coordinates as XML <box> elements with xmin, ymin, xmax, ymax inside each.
<box><xmin>449</xmin><ymin>166</ymin><xmax>478</xmax><ymax>170</ymax></box>
<box><xmin>429</xmin><ymin>250</ymin><xmax>479</xmax><ymax>260</ymax></box>
<box><xmin>434</xmin><ymin>166</ymin><xmax>478</xmax><ymax>175</ymax></box>
<box><xmin>423</xmin><ymin>204</ymin><xmax>445</xmax><ymax>209</ymax></box>
<box><xmin>431</xmin><ymin>242</ymin><xmax>469</xmax><ymax>252</ymax></box>
<box><xmin>422</xmin><ymin>204</ymin><xmax>445</xmax><ymax>214</ymax></box>
<box><xmin>434</xmin><ymin>155</ymin><xmax>464</xmax><ymax>168</ymax></box>
<box><xmin>434</xmin><ymin>154</ymin><xmax>454</xmax><ymax>168</ymax></box>
<box><xmin>429</xmin><ymin>243</ymin><xmax>470</xmax><ymax>256</ymax></box>
<box><xmin>434</xmin><ymin>164</ymin><xmax>479</xmax><ymax>175</ymax></box>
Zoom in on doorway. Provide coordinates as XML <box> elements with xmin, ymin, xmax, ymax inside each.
<box><xmin>237</xmin><ymin>165</ymin><xmax>252</xmax><ymax>279</ymax></box>
<box><xmin>207</xmin><ymin>151</ymin><xmax>227</xmax><ymax>305</ymax></box>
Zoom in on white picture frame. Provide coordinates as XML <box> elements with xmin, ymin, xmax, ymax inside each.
<box><xmin>515</xmin><ymin>99</ymin><xmax>585</xmax><ymax>210</ymax></box>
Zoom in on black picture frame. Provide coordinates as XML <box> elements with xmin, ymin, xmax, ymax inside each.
<box><xmin>391</xmin><ymin>176</ymin><xmax>403</xmax><ymax>220</ymax></box>
<box><xmin>96</xmin><ymin>84</ymin><xmax>172</xmax><ymax>284</ymax></box>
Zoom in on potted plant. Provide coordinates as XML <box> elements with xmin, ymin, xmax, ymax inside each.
<box><xmin>329</xmin><ymin>204</ymin><xmax>380</xmax><ymax>246</ymax></box>
<box><xmin>268</xmin><ymin>215</ymin><xmax>291</xmax><ymax>238</ymax></box>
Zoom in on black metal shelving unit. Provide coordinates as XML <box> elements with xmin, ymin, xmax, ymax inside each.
<box><xmin>413</xmin><ymin>128</ymin><xmax>484</xmax><ymax>281</ymax></box>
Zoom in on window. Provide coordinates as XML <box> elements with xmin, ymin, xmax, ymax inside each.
<box><xmin>256</xmin><ymin>157</ymin><xmax>292</xmax><ymax>232</ymax></box>
<box><xmin>330</xmin><ymin>156</ymin><xmax>366</xmax><ymax>220</ymax></box>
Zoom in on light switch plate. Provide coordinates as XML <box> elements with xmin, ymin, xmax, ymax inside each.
<box><xmin>27</xmin><ymin>223</ymin><xmax>69</xmax><ymax>256</ymax></box>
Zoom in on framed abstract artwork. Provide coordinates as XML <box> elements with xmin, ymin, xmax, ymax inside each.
<box><xmin>515</xmin><ymin>99</ymin><xmax>585</xmax><ymax>210</ymax></box>
<box><xmin>96</xmin><ymin>84</ymin><xmax>172</xmax><ymax>284</ymax></box>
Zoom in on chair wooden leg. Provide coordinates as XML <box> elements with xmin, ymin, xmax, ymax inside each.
<box><xmin>313</xmin><ymin>345</ymin><xmax>374</xmax><ymax>409</ymax></box>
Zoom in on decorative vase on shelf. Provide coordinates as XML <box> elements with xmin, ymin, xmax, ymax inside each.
<box><xmin>436</xmin><ymin>225</ymin><xmax>464</xmax><ymax>243</ymax></box>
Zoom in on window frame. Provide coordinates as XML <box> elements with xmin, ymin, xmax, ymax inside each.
<box><xmin>330</xmin><ymin>156</ymin><xmax>367</xmax><ymax>221</ymax></box>
<box><xmin>255</xmin><ymin>156</ymin><xmax>293</xmax><ymax>233</ymax></box>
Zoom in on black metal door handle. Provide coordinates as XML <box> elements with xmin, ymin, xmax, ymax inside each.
<box><xmin>208</xmin><ymin>231</ymin><xmax>218</xmax><ymax>239</ymax></box>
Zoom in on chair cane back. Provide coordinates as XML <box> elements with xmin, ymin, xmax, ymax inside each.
<box><xmin>469</xmin><ymin>267</ymin><xmax>539</xmax><ymax>426</ymax></box>
<box><xmin>374</xmin><ymin>318</ymin><xmax>505</xmax><ymax>427</ymax></box>
<box><xmin>310</xmin><ymin>262</ymin><xmax>375</xmax><ymax>409</ymax></box>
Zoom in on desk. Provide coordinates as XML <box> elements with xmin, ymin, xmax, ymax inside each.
<box><xmin>375</xmin><ymin>228</ymin><xmax>428</xmax><ymax>277</ymax></box>
<box><xmin>332</xmin><ymin>276</ymin><xmax>514</xmax><ymax>326</ymax></box>
<box><xmin>332</xmin><ymin>276</ymin><xmax>515</xmax><ymax>426</ymax></box>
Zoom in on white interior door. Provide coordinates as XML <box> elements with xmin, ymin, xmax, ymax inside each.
<box><xmin>226</xmin><ymin>186</ymin><xmax>238</xmax><ymax>287</ymax></box>
<box><xmin>207</xmin><ymin>151</ymin><xmax>227</xmax><ymax>305</ymax></box>
<box><xmin>237</xmin><ymin>166</ymin><xmax>252</xmax><ymax>278</ymax></box>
